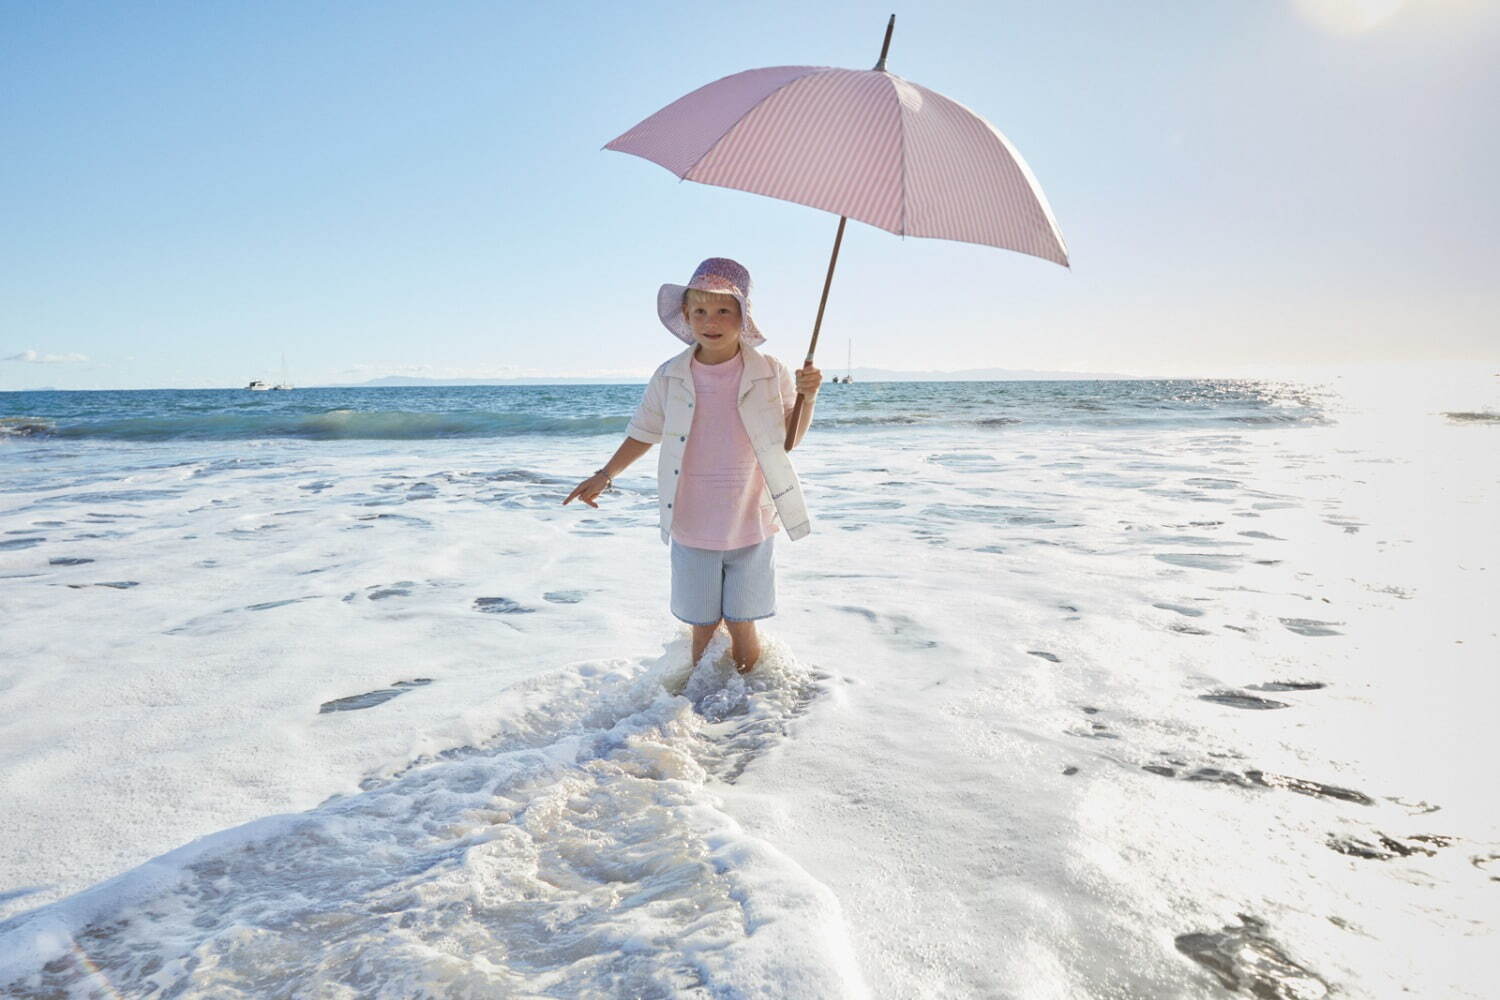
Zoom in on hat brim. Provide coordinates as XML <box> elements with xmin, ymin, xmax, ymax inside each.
<box><xmin>657</xmin><ymin>283</ymin><xmax>765</xmax><ymax>348</ymax></box>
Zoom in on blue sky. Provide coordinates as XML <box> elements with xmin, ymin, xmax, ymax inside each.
<box><xmin>2</xmin><ymin>0</ymin><xmax>1496</xmax><ymax>389</ymax></box>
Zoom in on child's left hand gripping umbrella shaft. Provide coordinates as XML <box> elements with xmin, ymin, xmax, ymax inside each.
<box><xmin>786</xmin><ymin>362</ymin><xmax>822</xmax><ymax>450</ymax></box>
<box><xmin>564</xmin><ymin>436</ymin><xmax>655</xmax><ymax>508</ymax></box>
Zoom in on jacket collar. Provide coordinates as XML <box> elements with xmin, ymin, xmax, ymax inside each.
<box><xmin>663</xmin><ymin>343</ymin><xmax>773</xmax><ymax>399</ymax></box>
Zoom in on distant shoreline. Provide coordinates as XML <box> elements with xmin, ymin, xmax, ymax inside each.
<box><xmin>335</xmin><ymin>368</ymin><xmax>1146</xmax><ymax>388</ymax></box>
<box><xmin>12</xmin><ymin>360</ymin><xmax>1494</xmax><ymax>393</ymax></box>
<box><xmin>4</xmin><ymin>370</ymin><xmax>1161</xmax><ymax>393</ymax></box>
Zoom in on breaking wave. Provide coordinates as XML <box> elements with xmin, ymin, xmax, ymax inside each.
<box><xmin>5</xmin><ymin>410</ymin><xmax>631</xmax><ymax>442</ymax></box>
<box><xmin>0</xmin><ymin>418</ymin><xmax>54</xmax><ymax>438</ymax></box>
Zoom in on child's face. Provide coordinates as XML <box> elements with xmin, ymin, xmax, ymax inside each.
<box><xmin>682</xmin><ymin>292</ymin><xmax>742</xmax><ymax>353</ymax></box>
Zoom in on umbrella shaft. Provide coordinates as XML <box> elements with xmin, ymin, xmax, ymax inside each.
<box><xmin>804</xmin><ymin>215</ymin><xmax>847</xmax><ymax>366</ymax></box>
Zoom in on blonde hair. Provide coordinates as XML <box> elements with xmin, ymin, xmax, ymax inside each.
<box><xmin>681</xmin><ymin>288</ymin><xmax>742</xmax><ymax>316</ymax></box>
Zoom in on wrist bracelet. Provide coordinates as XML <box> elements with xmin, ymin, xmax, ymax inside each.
<box><xmin>594</xmin><ymin>468</ymin><xmax>614</xmax><ymax>490</ymax></box>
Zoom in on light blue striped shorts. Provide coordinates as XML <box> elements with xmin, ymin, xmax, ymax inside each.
<box><xmin>669</xmin><ymin>536</ymin><xmax>777</xmax><ymax>626</ymax></box>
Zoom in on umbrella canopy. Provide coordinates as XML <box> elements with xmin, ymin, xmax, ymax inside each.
<box><xmin>605</xmin><ymin>64</ymin><xmax>1069</xmax><ymax>267</ymax></box>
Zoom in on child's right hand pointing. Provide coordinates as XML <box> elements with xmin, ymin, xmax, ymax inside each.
<box><xmin>563</xmin><ymin>471</ymin><xmax>612</xmax><ymax>509</ymax></box>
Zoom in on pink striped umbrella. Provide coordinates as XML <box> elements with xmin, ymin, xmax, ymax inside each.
<box><xmin>605</xmin><ymin>17</ymin><xmax>1069</xmax><ymax>446</ymax></box>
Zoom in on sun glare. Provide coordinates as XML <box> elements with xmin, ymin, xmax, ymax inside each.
<box><xmin>1293</xmin><ymin>0</ymin><xmax>1406</xmax><ymax>32</ymax></box>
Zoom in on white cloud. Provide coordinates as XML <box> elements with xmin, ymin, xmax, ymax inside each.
<box><xmin>4</xmin><ymin>349</ymin><xmax>90</xmax><ymax>364</ymax></box>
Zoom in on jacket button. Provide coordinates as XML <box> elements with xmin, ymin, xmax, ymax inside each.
<box><xmin>674</xmin><ymin>469</ymin><xmax>679</xmax><ymax>474</ymax></box>
<box><xmin>667</xmin><ymin>503</ymin><xmax>672</xmax><ymax>508</ymax></box>
<box><xmin>679</xmin><ymin>436</ymin><xmax>685</xmax><ymax>442</ymax></box>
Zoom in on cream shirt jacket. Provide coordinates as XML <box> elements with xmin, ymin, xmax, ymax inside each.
<box><xmin>626</xmin><ymin>344</ymin><xmax>812</xmax><ymax>546</ymax></box>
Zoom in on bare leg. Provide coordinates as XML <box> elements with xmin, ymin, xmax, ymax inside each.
<box><xmin>691</xmin><ymin>621</ymin><xmax>721</xmax><ymax>665</ymax></box>
<box><xmin>724</xmin><ymin>619</ymin><xmax>761</xmax><ymax>674</ymax></box>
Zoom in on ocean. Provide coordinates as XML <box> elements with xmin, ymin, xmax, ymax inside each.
<box><xmin>0</xmin><ymin>378</ymin><xmax>1325</xmax><ymax>444</ymax></box>
<box><xmin>1</xmin><ymin>372</ymin><xmax>1496</xmax><ymax>998</ymax></box>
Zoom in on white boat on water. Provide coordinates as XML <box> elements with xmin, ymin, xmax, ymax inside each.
<box><xmin>246</xmin><ymin>380</ymin><xmax>271</xmax><ymax>391</ymax></box>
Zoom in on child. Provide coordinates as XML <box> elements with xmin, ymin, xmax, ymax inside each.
<box><xmin>564</xmin><ymin>257</ymin><xmax>821</xmax><ymax>674</ymax></box>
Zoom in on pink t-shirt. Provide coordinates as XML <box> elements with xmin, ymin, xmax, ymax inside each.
<box><xmin>670</xmin><ymin>351</ymin><xmax>777</xmax><ymax>550</ymax></box>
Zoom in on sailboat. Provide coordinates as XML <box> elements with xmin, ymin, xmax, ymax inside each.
<box><xmin>272</xmin><ymin>354</ymin><xmax>294</xmax><ymax>391</ymax></box>
<box><xmin>831</xmin><ymin>339</ymin><xmax>853</xmax><ymax>384</ymax></box>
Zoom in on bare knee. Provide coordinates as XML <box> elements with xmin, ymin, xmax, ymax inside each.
<box><xmin>723</xmin><ymin>619</ymin><xmax>757</xmax><ymax>641</ymax></box>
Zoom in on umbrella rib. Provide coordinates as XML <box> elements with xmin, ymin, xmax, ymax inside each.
<box><xmin>892</xmin><ymin>74</ymin><xmax>909</xmax><ymax>238</ymax></box>
<box><xmin>677</xmin><ymin>67</ymin><xmax>827</xmax><ymax>182</ymax></box>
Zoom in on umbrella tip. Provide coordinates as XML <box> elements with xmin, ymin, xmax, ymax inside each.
<box><xmin>873</xmin><ymin>14</ymin><xmax>896</xmax><ymax>72</ymax></box>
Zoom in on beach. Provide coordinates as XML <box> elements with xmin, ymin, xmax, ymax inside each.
<box><xmin>1</xmin><ymin>371</ymin><xmax>1497</xmax><ymax>998</ymax></box>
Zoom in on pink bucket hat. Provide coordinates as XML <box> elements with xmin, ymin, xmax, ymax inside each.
<box><xmin>657</xmin><ymin>257</ymin><xmax>765</xmax><ymax>348</ymax></box>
